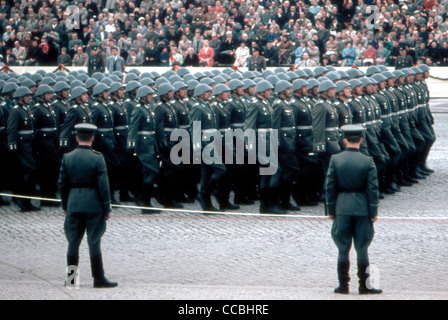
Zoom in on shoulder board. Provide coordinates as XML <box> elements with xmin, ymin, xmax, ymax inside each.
<box><xmin>251</xmin><ymin>97</ymin><xmax>257</xmax><ymax>102</ymax></box>
<box><xmin>193</xmin><ymin>102</ymin><xmax>200</xmax><ymax>107</ymax></box>
<box><xmin>227</xmin><ymin>98</ymin><xmax>233</xmax><ymax>103</ymax></box>
<box><xmin>135</xmin><ymin>104</ymin><xmax>142</xmax><ymax>108</ymax></box>
<box><xmin>156</xmin><ymin>102</ymin><xmax>163</xmax><ymax>106</ymax></box>
<box><xmin>124</xmin><ymin>98</ymin><xmax>131</xmax><ymax>102</ymax></box>
<box><xmin>210</xmin><ymin>101</ymin><xmax>218</xmax><ymax>106</ymax></box>
<box><xmin>92</xmin><ymin>102</ymin><xmax>99</xmax><ymax>106</ymax></box>
<box><xmin>13</xmin><ymin>105</ymin><xmax>19</xmax><ymax>109</ymax></box>
<box><xmin>290</xmin><ymin>99</ymin><xmax>295</xmax><ymax>103</ymax></box>
<box><xmin>333</xmin><ymin>101</ymin><xmax>341</xmax><ymax>105</ymax></box>
<box><xmin>273</xmin><ymin>99</ymin><xmax>281</xmax><ymax>105</ymax></box>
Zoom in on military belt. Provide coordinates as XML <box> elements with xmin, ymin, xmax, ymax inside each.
<box><xmin>231</xmin><ymin>123</ymin><xmax>244</xmax><ymax>128</ymax></box>
<box><xmin>219</xmin><ymin>128</ymin><xmax>232</xmax><ymax>133</ymax></box>
<box><xmin>397</xmin><ymin>110</ymin><xmax>407</xmax><ymax>115</ymax></box>
<box><xmin>257</xmin><ymin>128</ymin><xmax>273</xmax><ymax>132</ymax></box>
<box><xmin>114</xmin><ymin>125</ymin><xmax>128</xmax><ymax>130</ymax></box>
<box><xmin>201</xmin><ymin>129</ymin><xmax>218</xmax><ymax>133</ymax></box>
<box><xmin>365</xmin><ymin>121</ymin><xmax>375</xmax><ymax>126</ymax></box>
<box><xmin>280</xmin><ymin>127</ymin><xmax>296</xmax><ymax>131</ymax></box>
<box><xmin>38</xmin><ymin>127</ymin><xmax>57</xmax><ymax>133</ymax></box>
<box><xmin>18</xmin><ymin>130</ymin><xmax>33</xmax><ymax>135</ymax></box>
<box><xmin>325</xmin><ymin>127</ymin><xmax>339</xmax><ymax>132</ymax></box>
<box><xmin>98</xmin><ymin>128</ymin><xmax>113</xmax><ymax>132</ymax></box>
<box><xmin>164</xmin><ymin>128</ymin><xmax>177</xmax><ymax>132</ymax></box>
<box><xmin>178</xmin><ymin>125</ymin><xmax>189</xmax><ymax>129</ymax></box>
<box><xmin>71</xmin><ymin>182</ymin><xmax>97</xmax><ymax>189</ymax></box>
<box><xmin>138</xmin><ymin>131</ymin><xmax>155</xmax><ymax>135</ymax></box>
<box><xmin>380</xmin><ymin>114</ymin><xmax>391</xmax><ymax>119</ymax></box>
<box><xmin>296</xmin><ymin>125</ymin><xmax>313</xmax><ymax>130</ymax></box>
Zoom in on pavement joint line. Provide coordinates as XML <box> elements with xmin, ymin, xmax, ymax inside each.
<box><xmin>0</xmin><ymin>260</ymin><xmax>76</xmax><ymax>300</ymax></box>
<box><xmin>1</xmin><ymin>210</ymin><xmax>447</xmax><ymax>223</ymax></box>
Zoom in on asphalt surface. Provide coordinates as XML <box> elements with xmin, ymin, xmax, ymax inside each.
<box><xmin>0</xmin><ymin>100</ymin><xmax>447</xmax><ymax>300</ymax></box>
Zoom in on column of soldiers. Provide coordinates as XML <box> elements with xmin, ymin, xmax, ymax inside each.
<box><xmin>0</xmin><ymin>64</ymin><xmax>435</xmax><ymax>214</ymax></box>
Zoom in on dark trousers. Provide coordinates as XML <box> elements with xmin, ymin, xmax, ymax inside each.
<box><xmin>331</xmin><ymin>215</ymin><xmax>374</xmax><ymax>265</ymax></box>
<box><xmin>64</xmin><ymin>211</ymin><xmax>106</xmax><ymax>258</ymax></box>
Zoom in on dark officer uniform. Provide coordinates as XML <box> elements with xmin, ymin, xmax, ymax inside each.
<box><xmin>88</xmin><ymin>47</ymin><xmax>105</xmax><ymax>77</ymax></box>
<box><xmin>59</xmin><ymin>123</ymin><xmax>117</xmax><ymax>288</ymax></box>
<box><xmin>32</xmin><ymin>99</ymin><xmax>62</xmax><ymax>203</ymax></box>
<box><xmin>60</xmin><ymin>102</ymin><xmax>93</xmax><ymax>153</ymax></box>
<box><xmin>347</xmin><ymin>96</ymin><xmax>369</xmax><ymax>156</ymax></box>
<box><xmin>395</xmin><ymin>53</ymin><xmax>413</xmax><ymax>70</ymax></box>
<box><xmin>127</xmin><ymin>101</ymin><xmax>160</xmax><ymax>213</ymax></box>
<box><xmin>326</xmin><ymin>124</ymin><xmax>382</xmax><ymax>295</ymax></box>
<box><xmin>189</xmin><ymin>96</ymin><xmax>226</xmax><ymax>211</ymax></box>
<box><xmin>0</xmin><ymin>99</ymin><xmax>14</xmax><ymax>200</ymax></box>
<box><xmin>247</xmin><ymin>54</ymin><xmax>267</xmax><ymax>72</ymax></box>
<box><xmin>7</xmin><ymin>98</ymin><xmax>39</xmax><ymax>211</ymax></box>
<box><xmin>52</xmin><ymin>96</ymin><xmax>69</xmax><ymax>135</ymax></box>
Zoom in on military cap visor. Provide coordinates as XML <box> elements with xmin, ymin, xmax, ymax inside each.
<box><xmin>341</xmin><ymin>124</ymin><xmax>364</xmax><ymax>138</ymax></box>
<box><xmin>75</xmin><ymin>123</ymin><xmax>98</xmax><ymax>134</ymax></box>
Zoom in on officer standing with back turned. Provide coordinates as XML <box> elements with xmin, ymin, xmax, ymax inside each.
<box><xmin>326</xmin><ymin>124</ymin><xmax>382</xmax><ymax>295</ymax></box>
<box><xmin>59</xmin><ymin>123</ymin><xmax>117</xmax><ymax>289</ymax></box>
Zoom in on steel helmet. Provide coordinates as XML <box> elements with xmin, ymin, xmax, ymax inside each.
<box><xmin>193</xmin><ymin>83</ymin><xmax>213</xmax><ymax>97</ymax></box>
<box><xmin>173</xmin><ymin>81</ymin><xmax>187</xmax><ymax>93</ymax></box>
<box><xmin>85</xmin><ymin>78</ymin><xmax>99</xmax><ymax>90</ymax></box>
<box><xmin>275</xmin><ymin>80</ymin><xmax>292</xmax><ymax>93</ymax></box>
<box><xmin>168</xmin><ymin>75</ymin><xmax>183</xmax><ymax>84</ymax></box>
<box><xmin>92</xmin><ymin>83</ymin><xmax>110</xmax><ymax>96</ymax></box>
<box><xmin>36</xmin><ymin>84</ymin><xmax>53</xmax><ymax>96</ymax></box>
<box><xmin>306</xmin><ymin>78</ymin><xmax>320</xmax><ymax>90</ymax></box>
<box><xmin>212</xmin><ymin>84</ymin><xmax>230</xmax><ymax>96</ymax></box>
<box><xmin>13</xmin><ymin>86</ymin><xmax>33</xmax><ymax>98</ymax></box>
<box><xmin>125</xmin><ymin>81</ymin><xmax>141</xmax><ymax>93</ymax></box>
<box><xmin>366</xmin><ymin>66</ymin><xmax>380</xmax><ymax>77</ymax></box>
<box><xmin>187</xmin><ymin>79</ymin><xmax>200</xmax><ymax>91</ymax></box>
<box><xmin>266</xmin><ymin>75</ymin><xmax>280</xmax><ymax>86</ymax></box>
<box><xmin>348</xmin><ymin>79</ymin><xmax>363</xmax><ymax>90</ymax></box>
<box><xmin>2</xmin><ymin>82</ymin><xmax>19</xmax><ymax>95</ymax></box>
<box><xmin>317</xmin><ymin>80</ymin><xmax>337</xmax><ymax>93</ymax></box>
<box><xmin>254</xmin><ymin>80</ymin><xmax>274</xmax><ymax>93</ymax></box>
<box><xmin>140</xmin><ymin>78</ymin><xmax>154</xmax><ymax>86</ymax></box>
<box><xmin>335</xmin><ymin>81</ymin><xmax>351</xmax><ymax>93</ymax></box>
<box><xmin>326</xmin><ymin>71</ymin><xmax>341</xmax><ymax>82</ymax></box>
<box><xmin>53</xmin><ymin>81</ymin><xmax>71</xmax><ymax>93</ymax></box>
<box><xmin>313</xmin><ymin>66</ymin><xmax>327</xmax><ymax>78</ymax></box>
<box><xmin>136</xmin><ymin>86</ymin><xmax>155</xmax><ymax>99</ymax></box>
<box><xmin>292</xmin><ymin>79</ymin><xmax>307</xmax><ymax>92</ymax></box>
<box><xmin>109</xmin><ymin>82</ymin><xmax>126</xmax><ymax>94</ymax></box>
<box><xmin>125</xmin><ymin>73</ymin><xmax>139</xmax><ymax>84</ymax></box>
<box><xmin>242</xmin><ymin>79</ymin><xmax>256</xmax><ymax>90</ymax></box>
<box><xmin>372</xmin><ymin>74</ymin><xmax>387</xmax><ymax>83</ymax></box>
<box><xmin>157</xmin><ymin>83</ymin><xmax>175</xmax><ymax>96</ymax></box>
<box><xmin>228</xmin><ymin>79</ymin><xmax>244</xmax><ymax>91</ymax></box>
<box><xmin>21</xmin><ymin>79</ymin><xmax>37</xmax><ymax>88</ymax></box>
<box><xmin>213</xmin><ymin>76</ymin><xmax>226</xmax><ymax>84</ymax></box>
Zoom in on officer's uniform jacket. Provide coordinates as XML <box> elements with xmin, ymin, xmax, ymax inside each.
<box><xmin>311</xmin><ymin>97</ymin><xmax>340</xmax><ymax>154</ymax></box>
<box><xmin>171</xmin><ymin>98</ymin><xmax>190</xmax><ymax>131</ymax></box>
<box><xmin>31</xmin><ymin>101</ymin><xmax>60</xmax><ymax>162</ymax></box>
<box><xmin>333</xmin><ymin>98</ymin><xmax>353</xmax><ymax>127</ymax></box>
<box><xmin>154</xmin><ymin>100</ymin><xmax>180</xmax><ymax>158</ymax></box>
<box><xmin>58</xmin><ymin>145</ymin><xmax>111</xmax><ymax>214</ymax></box>
<box><xmin>395</xmin><ymin>55</ymin><xmax>413</xmax><ymax>70</ymax></box>
<box><xmin>52</xmin><ymin>97</ymin><xmax>69</xmax><ymax>134</ymax></box>
<box><xmin>123</xmin><ymin>96</ymin><xmax>138</xmax><ymax>123</ymax></box>
<box><xmin>109</xmin><ymin>98</ymin><xmax>129</xmax><ymax>160</ymax></box>
<box><xmin>227</xmin><ymin>94</ymin><xmax>247</xmax><ymax>130</ymax></box>
<box><xmin>7</xmin><ymin>103</ymin><xmax>35</xmax><ymax>153</ymax></box>
<box><xmin>290</xmin><ymin>95</ymin><xmax>313</xmax><ymax>154</ymax></box>
<box><xmin>272</xmin><ymin>97</ymin><xmax>296</xmax><ymax>153</ymax></box>
<box><xmin>90</xmin><ymin>100</ymin><xmax>116</xmax><ymax>158</ymax></box>
<box><xmin>417</xmin><ymin>79</ymin><xmax>434</xmax><ymax>124</ymax></box>
<box><xmin>60</xmin><ymin>103</ymin><xmax>92</xmax><ymax>152</ymax></box>
<box><xmin>127</xmin><ymin>102</ymin><xmax>159</xmax><ymax>182</ymax></box>
<box><xmin>0</xmin><ymin>100</ymin><xmax>13</xmax><ymax>153</ymax></box>
<box><xmin>210</xmin><ymin>99</ymin><xmax>231</xmax><ymax>139</ymax></box>
<box><xmin>88</xmin><ymin>53</ymin><xmax>105</xmax><ymax>76</ymax></box>
<box><xmin>358</xmin><ymin>95</ymin><xmax>380</xmax><ymax>146</ymax></box>
<box><xmin>347</xmin><ymin>96</ymin><xmax>369</xmax><ymax>153</ymax></box>
<box><xmin>325</xmin><ymin>148</ymin><xmax>379</xmax><ymax>218</ymax></box>
<box><xmin>400</xmin><ymin>84</ymin><xmax>418</xmax><ymax>128</ymax></box>
<box><xmin>243</xmin><ymin>95</ymin><xmax>276</xmax><ymax>165</ymax></box>
<box><xmin>189</xmin><ymin>99</ymin><xmax>220</xmax><ymax>157</ymax></box>
<box><xmin>247</xmin><ymin>55</ymin><xmax>266</xmax><ymax>72</ymax></box>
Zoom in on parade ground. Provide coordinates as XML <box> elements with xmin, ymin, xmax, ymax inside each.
<box><xmin>0</xmin><ymin>100</ymin><xmax>447</xmax><ymax>301</ymax></box>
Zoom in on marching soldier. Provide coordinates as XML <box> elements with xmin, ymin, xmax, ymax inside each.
<box><xmin>210</xmin><ymin>84</ymin><xmax>240</xmax><ymax>211</ymax></box>
<box><xmin>247</xmin><ymin>48</ymin><xmax>266</xmax><ymax>72</ymax></box>
<box><xmin>123</xmin><ymin>81</ymin><xmax>141</xmax><ymax>123</ymax></box>
<box><xmin>59</xmin><ymin>123</ymin><xmax>117</xmax><ymax>289</ymax></box>
<box><xmin>109</xmin><ymin>82</ymin><xmax>132</xmax><ymax>203</ymax></box>
<box><xmin>326</xmin><ymin>124</ymin><xmax>382</xmax><ymax>295</ymax></box>
<box><xmin>7</xmin><ymin>86</ymin><xmax>40</xmax><ymax>212</ymax></box>
<box><xmin>32</xmin><ymin>84</ymin><xmax>61</xmax><ymax>206</ymax></box>
<box><xmin>312</xmin><ymin>80</ymin><xmax>340</xmax><ymax>178</ymax></box>
<box><xmin>52</xmin><ymin>81</ymin><xmax>71</xmax><ymax>135</ymax></box>
<box><xmin>189</xmin><ymin>83</ymin><xmax>226</xmax><ymax>212</ymax></box>
<box><xmin>60</xmin><ymin>87</ymin><xmax>93</xmax><ymax>153</ymax></box>
<box><xmin>171</xmin><ymin>81</ymin><xmax>197</xmax><ymax>203</ymax></box>
<box><xmin>347</xmin><ymin>79</ymin><xmax>370</xmax><ymax>156</ymax></box>
<box><xmin>88</xmin><ymin>46</ymin><xmax>105</xmax><ymax>77</ymax></box>
<box><xmin>154</xmin><ymin>83</ymin><xmax>184</xmax><ymax>209</ymax></box>
<box><xmin>127</xmin><ymin>86</ymin><xmax>160</xmax><ymax>214</ymax></box>
<box><xmin>290</xmin><ymin>79</ymin><xmax>321</xmax><ymax>206</ymax></box>
<box><xmin>0</xmin><ymin>82</ymin><xmax>18</xmax><ymax>206</ymax></box>
<box><xmin>90</xmin><ymin>83</ymin><xmax>120</xmax><ymax>205</ymax></box>
<box><xmin>244</xmin><ymin>80</ymin><xmax>284</xmax><ymax>214</ymax></box>
<box><xmin>272</xmin><ymin>80</ymin><xmax>301</xmax><ymax>211</ymax></box>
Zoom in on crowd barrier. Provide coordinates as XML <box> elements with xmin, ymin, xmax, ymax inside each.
<box><xmin>5</xmin><ymin>65</ymin><xmax>448</xmax><ymax>99</ymax></box>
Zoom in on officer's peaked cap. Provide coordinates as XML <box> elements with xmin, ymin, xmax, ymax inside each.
<box><xmin>75</xmin><ymin>123</ymin><xmax>97</xmax><ymax>135</ymax></box>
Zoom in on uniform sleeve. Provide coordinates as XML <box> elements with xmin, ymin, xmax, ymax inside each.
<box><xmin>325</xmin><ymin>156</ymin><xmax>337</xmax><ymax>216</ymax></box>
<box><xmin>243</xmin><ymin>101</ymin><xmax>258</xmax><ymax>131</ymax></box>
<box><xmin>60</xmin><ymin>108</ymin><xmax>77</xmax><ymax>148</ymax></box>
<box><xmin>312</xmin><ymin>102</ymin><xmax>327</xmax><ymax>153</ymax></box>
<box><xmin>189</xmin><ymin>105</ymin><xmax>202</xmax><ymax>153</ymax></box>
<box><xmin>367</xmin><ymin>158</ymin><xmax>379</xmax><ymax>218</ymax></box>
<box><xmin>154</xmin><ymin>105</ymin><xmax>168</xmax><ymax>153</ymax></box>
<box><xmin>272</xmin><ymin>101</ymin><xmax>282</xmax><ymax>147</ymax></box>
<box><xmin>6</xmin><ymin>108</ymin><xmax>19</xmax><ymax>151</ymax></box>
<box><xmin>96</xmin><ymin>154</ymin><xmax>111</xmax><ymax>214</ymax></box>
<box><xmin>58</xmin><ymin>155</ymin><xmax>70</xmax><ymax>211</ymax></box>
<box><xmin>127</xmin><ymin>107</ymin><xmax>142</xmax><ymax>150</ymax></box>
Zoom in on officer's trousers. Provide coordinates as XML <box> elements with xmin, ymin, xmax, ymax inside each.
<box><xmin>64</xmin><ymin>211</ymin><xmax>106</xmax><ymax>258</ymax></box>
<box><xmin>331</xmin><ymin>215</ymin><xmax>374</xmax><ymax>265</ymax></box>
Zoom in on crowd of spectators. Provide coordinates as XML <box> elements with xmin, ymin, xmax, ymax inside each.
<box><xmin>1</xmin><ymin>0</ymin><xmax>448</xmax><ymax>69</ymax></box>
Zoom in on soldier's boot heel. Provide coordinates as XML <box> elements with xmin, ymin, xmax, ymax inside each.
<box><xmin>357</xmin><ymin>264</ymin><xmax>382</xmax><ymax>295</ymax></box>
<box><xmin>91</xmin><ymin>255</ymin><xmax>118</xmax><ymax>289</ymax></box>
<box><xmin>334</xmin><ymin>262</ymin><xmax>350</xmax><ymax>294</ymax></box>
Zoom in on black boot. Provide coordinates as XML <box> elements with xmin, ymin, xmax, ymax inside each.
<box><xmin>65</xmin><ymin>254</ymin><xmax>80</xmax><ymax>287</ymax></box>
<box><xmin>358</xmin><ymin>264</ymin><xmax>382</xmax><ymax>295</ymax></box>
<box><xmin>140</xmin><ymin>185</ymin><xmax>161</xmax><ymax>214</ymax></box>
<box><xmin>199</xmin><ymin>191</ymin><xmax>218</xmax><ymax>213</ymax></box>
<box><xmin>0</xmin><ymin>196</ymin><xmax>10</xmax><ymax>206</ymax></box>
<box><xmin>267</xmin><ymin>189</ymin><xmax>287</xmax><ymax>214</ymax></box>
<box><xmin>91</xmin><ymin>254</ymin><xmax>118</xmax><ymax>288</ymax></box>
<box><xmin>334</xmin><ymin>261</ymin><xmax>350</xmax><ymax>294</ymax></box>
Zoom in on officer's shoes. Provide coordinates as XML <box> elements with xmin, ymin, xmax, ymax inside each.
<box><xmin>163</xmin><ymin>201</ymin><xmax>184</xmax><ymax>209</ymax></box>
<box><xmin>411</xmin><ymin>171</ymin><xmax>426</xmax><ymax>180</ymax></box>
<box><xmin>334</xmin><ymin>286</ymin><xmax>349</xmax><ymax>294</ymax></box>
<box><xmin>389</xmin><ymin>182</ymin><xmax>401</xmax><ymax>193</ymax></box>
<box><xmin>265</xmin><ymin>206</ymin><xmax>288</xmax><ymax>215</ymax></box>
<box><xmin>93</xmin><ymin>276</ymin><xmax>118</xmax><ymax>289</ymax></box>
<box><xmin>219</xmin><ymin>202</ymin><xmax>240</xmax><ymax>211</ymax></box>
<box><xmin>359</xmin><ymin>286</ymin><xmax>383</xmax><ymax>295</ymax></box>
<box><xmin>234</xmin><ymin>196</ymin><xmax>255</xmax><ymax>205</ymax></box>
<box><xmin>421</xmin><ymin>165</ymin><xmax>434</xmax><ymax>174</ymax></box>
<box><xmin>281</xmin><ymin>202</ymin><xmax>301</xmax><ymax>211</ymax></box>
<box><xmin>0</xmin><ymin>197</ymin><xmax>10</xmax><ymax>206</ymax></box>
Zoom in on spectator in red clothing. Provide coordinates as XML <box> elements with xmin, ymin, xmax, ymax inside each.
<box><xmin>424</xmin><ymin>0</ymin><xmax>436</xmax><ymax>11</ymax></box>
<box><xmin>363</xmin><ymin>43</ymin><xmax>377</xmax><ymax>66</ymax></box>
